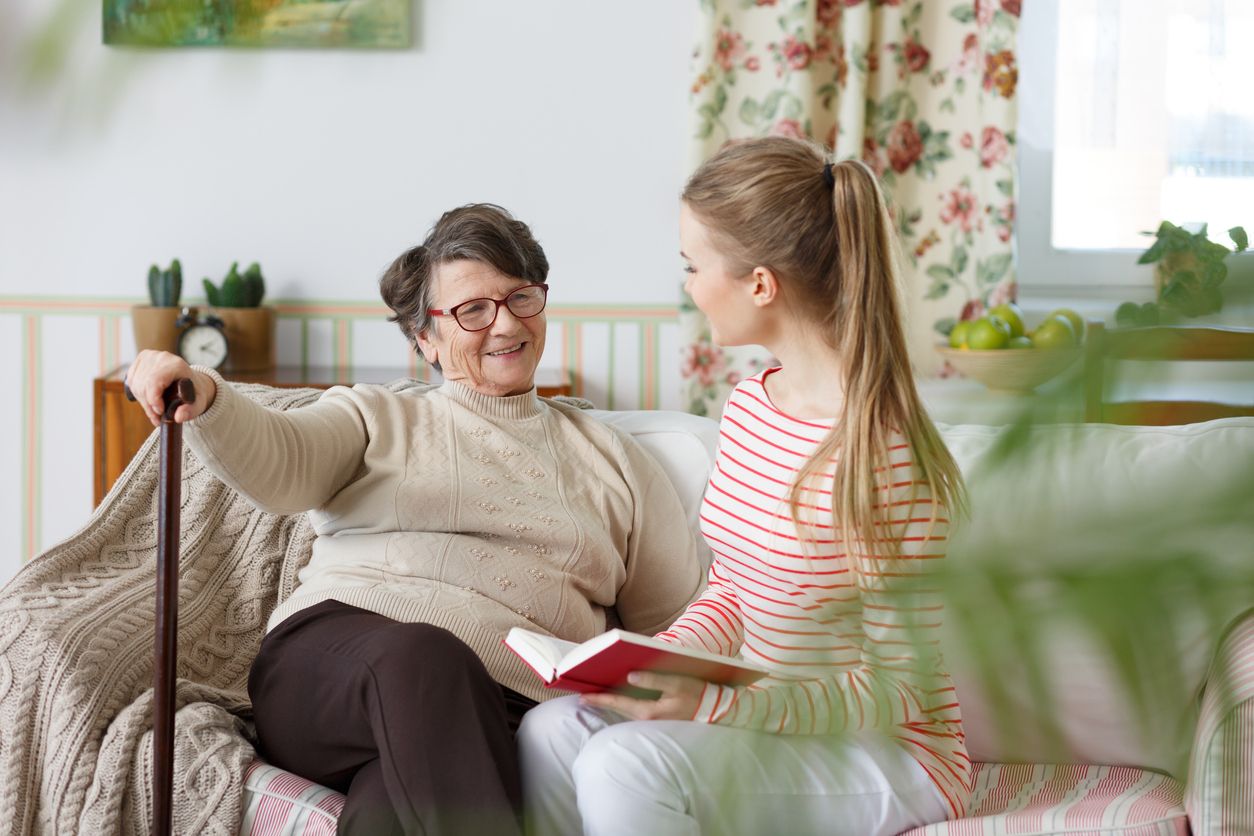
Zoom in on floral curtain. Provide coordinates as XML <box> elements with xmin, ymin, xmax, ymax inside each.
<box><xmin>680</xmin><ymin>0</ymin><xmax>1022</xmax><ymax>416</ymax></box>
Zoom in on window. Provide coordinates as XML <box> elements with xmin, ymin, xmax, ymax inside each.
<box><xmin>1017</xmin><ymin>0</ymin><xmax>1254</xmax><ymax>294</ymax></box>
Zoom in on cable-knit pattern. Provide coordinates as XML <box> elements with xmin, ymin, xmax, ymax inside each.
<box><xmin>0</xmin><ymin>379</ymin><xmax>703</xmax><ymax>834</ymax></box>
<box><xmin>0</xmin><ymin>382</ymin><xmax>334</xmax><ymax>836</ymax></box>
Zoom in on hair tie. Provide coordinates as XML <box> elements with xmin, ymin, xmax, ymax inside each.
<box><xmin>821</xmin><ymin>162</ymin><xmax>836</xmax><ymax>188</ymax></box>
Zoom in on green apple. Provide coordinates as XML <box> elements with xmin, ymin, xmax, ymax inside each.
<box><xmin>1031</xmin><ymin>315</ymin><xmax>1077</xmax><ymax>350</ymax></box>
<box><xmin>967</xmin><ymin>315</ymin><xmax>1012</xmax><ymax>350</ymax></box>
<box><xmin>989</xmin><ymin>302</ymin><xmax>1026</xmax><ymax>338</ymax></box>
<box><xmin>1007</xmin><ymin>335</ymin><xmax>1033</xmax><ymax>349</ymax></box>
<box><xmin>949</xmin><ymin>320</ymin><xmax>973</xmax><ymax>349</ymax></box>
<box><xmin>1047</xmin><ymin>307</ymin><xmax>1085</xmax><ymax>343</ymax></box>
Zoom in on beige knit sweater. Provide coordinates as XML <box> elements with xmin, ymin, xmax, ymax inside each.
<box><xmin>185</xmin><ymin>369</ymin><xmax>703</xmax><ymax>702</ymax></box>
<box><xmin>0</xmin><ymin>378</ymin><xmax>700</xmax><ymax>835</ymax></box>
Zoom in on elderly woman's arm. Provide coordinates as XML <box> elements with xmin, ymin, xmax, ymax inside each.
<box><xmin>182</xmin><ymin>367</ymin><xmax>369</xmax><ymax>515</ymax></box>
<box><xmin>610</xmin><ymin>435</ymin><xmax>706</xmax><ymax>636</ymax></box>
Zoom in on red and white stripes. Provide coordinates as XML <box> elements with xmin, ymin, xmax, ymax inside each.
<box><xmin>240</xmin><ymin>759</ymin><xmax>345</xmax><ymax>836</ymax></box>
<box><xmin>1185</xmin><ymin>608</ymin><xmax>1254</xmax><ymax>834</ymax></box>
<box><xmin>656</xmin><ymin>370</ymin><xmax>972</xmax><ymax>817</ymax></box>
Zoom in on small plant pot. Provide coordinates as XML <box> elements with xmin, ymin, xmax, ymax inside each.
<box><xmin>214</xmin><ymin>306</ymin><xmax>276</xmax><ymax>372</ymax></box>
<box><xmin>131</xmin><ymin>306</ymin><xmax>183</xmax><ymax>354</ymax></box>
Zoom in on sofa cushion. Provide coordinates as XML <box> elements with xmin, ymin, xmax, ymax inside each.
<box><xmin>240</xmin><ymin>760</ymin><xmax>344</xmax><ymax>836</ymax></box>
<box><xmin>1185</xmin><ymin>609</ymin><xmax>1254</xmax><ymax>833</ymax></box>
<box><xmin>933</xmin><ymin>418</ymin><xmax>1254</xmax><ymax>774</ymax></box>
<box><xmin>901</xmin><ymin>763</ymin><xmax>1186</xmax><ymax>835</ymax></box>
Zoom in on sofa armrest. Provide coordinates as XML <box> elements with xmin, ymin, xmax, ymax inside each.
<box><xmin>1185</xmin><ymin>607</ymin><xmax>1254</xmax><ymax>834</ymax></box>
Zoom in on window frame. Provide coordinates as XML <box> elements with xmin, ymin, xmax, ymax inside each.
<box><xmin>1016</xmin><ymin>0</ymin><xmax>1158</xmax><ymax>304</ymax></box>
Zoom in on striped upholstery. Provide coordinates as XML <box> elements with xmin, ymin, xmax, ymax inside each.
<box><xmin>1185</xmin><ymin>608</ymin><xmax>1254</xmax><ymax>835</ymax></box>
<box><xmin>237</xmin><ymin>759</ymin><xmax>1185</xmax><ymax>836</ymax></box>
<box><xmin>901</xmin><ymin>763</ymin><xmax>1186</xmax><ymax>836</ymax></box>
<box><xmin>240</xmin><ymin>760</ymin><xmax>345</xmax><ymax>836</ymax></box>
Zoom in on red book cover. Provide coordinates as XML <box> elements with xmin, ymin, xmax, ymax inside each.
<box><xmin>505</xmin><ymin>627</ymin><xmax>766</xmax><ymax>698</ymax></box>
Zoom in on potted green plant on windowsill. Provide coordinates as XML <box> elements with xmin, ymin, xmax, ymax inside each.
<box><xmin>202</xmin><ymin>261</ymin><xmax>275</xmax><ymax>372</ymax></box>
<box><xmin>1115</xmin><ymin>222</ymin><xmax>1248</xmax><ymax>327</ymax></box>
<box><xmin>131</xmin><ymin>259</ymin><xmax>184</xmax><ymax>352</ymax></box>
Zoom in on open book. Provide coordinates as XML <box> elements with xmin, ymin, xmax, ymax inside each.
<box><xmin>504</xmin><ymin>627</ymin><xmax>767</xmax><ymax>698</ymax></box>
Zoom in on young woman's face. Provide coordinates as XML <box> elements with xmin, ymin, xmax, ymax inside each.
<box><xmin>416</xmin><ymin>259</ymin><xmax>547</xmax><ymax>397</ymax></box>
<box><xmin>679</xmin><ymin>203</ymin><xmax>759</xmax><ymax>347</ymax></box>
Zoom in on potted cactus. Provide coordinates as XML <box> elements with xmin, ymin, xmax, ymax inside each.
<box><xmin>131</xmin><ymin>259</ymin><xmax>185</xmax><ymax>353</ymax></box>
<box><xmin>202</xmin><ymin>261</ymin><xmax>275</xmax><ymax>371</ymax></box>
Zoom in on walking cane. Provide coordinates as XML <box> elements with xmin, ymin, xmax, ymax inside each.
<box><xmin>125</xmin><ymin>378</ymin><xmax>196</xmax><ymax>836</ymax></box>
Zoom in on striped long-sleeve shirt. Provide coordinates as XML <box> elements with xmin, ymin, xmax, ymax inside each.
<box><xmin>656</xmin><ymin>369</ymin><xmax>972</xmax><ymax>818</ymax></box>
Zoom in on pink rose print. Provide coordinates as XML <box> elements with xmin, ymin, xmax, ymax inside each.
<box><xmin>781</xmin><ymin>35</ymin><xmax>813</xmax><ymax>72</ymax></box>
<box><xmin>939</xmin><ymin>186</ymin><xmax>979</xmax><ymax>233</ymax></box>
<box><xmin>979</xmin><ymin>126</ymin><xmax>1009</xmax><ymax>168</ymax></box>
<box><xmin>993</xmin><ymin>201</ymin><xmax>1016</xmax><ymax>242</ymax></box>
<box><xmin>744</xmin><ymin>56</ymin><xmax>761</xmax><ymax>72</ymax></box>
<box><xmin>959</xmin><ymin>299</ymin><xmax>985</xmax><ymax>322</ymax></box>
<box><xmin>755</xmin><ymin>0</ymin><xmax>778</xmax><ymax>4</ymax></box>
<box><xmin>903</xmin><ymin>36</ymin><xmax>930</xmax><ymax>74</ymax></box>
<box><xmin>844</xmin><ymin>0</ymin><xmax>866</xmax><ymax>6</ymax></box>
<box><xmin>714</xmin><ymin>28</ymin><xmax>747</xmax><ymax>72</ymax></box>
<box><xmin>960</xmin><ymin>132</ymin><xmax>973</xmax><ymax>149</ymax></box>
<box><xmin>1001</xmin><ymin>0</ymin><xmax>1021</xmax><ymax>16</ymax></box>
<box><xmin>817</xmin><ymin>0</ymin><xmax>841</xmax><ymax>27</ymax></box>
<box><xmin>825</xmin><ymin>122</ymin><xmax>839</xmax><ymax>150</ymax></box>
<box><xmin>681</xmin><ymin>343</ymin><xmax>729</xmax><ymax>388</ymax></box>
<box><xmin>974</xmin><ymin>0</ymin><xmax>995</xmax><ymax>28</ymax></box>
<box><xmin>771</xmin><ymin>119</ymin><xmax>806</xmax><ymax>139</ymax></box>
<box><xmin>987</xmin><ymin>280</ymin><xmax>1018</xmax><ymax>309</ymax></box>
<box><xmin>955</xmin><ymin>32</ymin><xmax>980</xmax><ymax>75</ymax></box>
<box><xmin>885</xmin><ymin>120</ymin><xmax>924</xmax><ymax>173</ymax></box>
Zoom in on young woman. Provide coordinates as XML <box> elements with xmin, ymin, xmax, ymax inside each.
<box><xmin>518</xmin><ymin>137</ymin><xmax>970</xmax><ymax>836</ymax></box>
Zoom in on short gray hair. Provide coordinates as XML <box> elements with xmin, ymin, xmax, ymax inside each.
<box><xmin>379</xmin><ymin>203</ymin><xmax>549</xmax><ymax>350</ymax></box>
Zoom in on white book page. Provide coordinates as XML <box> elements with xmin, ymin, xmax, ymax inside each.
<box><xmin>505</xmin><ymin>628</ymin><xmax>581</xmax><ymax>681</ymax></box>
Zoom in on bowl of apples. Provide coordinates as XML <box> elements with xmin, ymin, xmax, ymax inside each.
<box><xmin>936</xmin><ymin>304</ymin><xmax>1084</xmax><ymax>395</ymax></box>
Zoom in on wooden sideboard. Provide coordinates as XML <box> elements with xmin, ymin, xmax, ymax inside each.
<box><xmin>92</xmin><ymin>365</ymin><xmax>572</xmax><ymax>506</ymax></box>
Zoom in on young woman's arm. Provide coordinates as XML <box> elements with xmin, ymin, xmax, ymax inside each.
<box><xmin>652</xmin><ymin>561</ymin><xmax>744</xmax><ymax>657</ymax></box>
<box><xmin>692</xmin><ymin>479</ymin><xmax>952</xmax><ymax>734</ymax></box>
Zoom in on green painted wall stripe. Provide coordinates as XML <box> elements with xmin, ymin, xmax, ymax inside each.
<box><xmin>10</xmin><ymin>303</ymin><xmax>683</xmax><ymax>564</ymax></box>
<box><xmin>0</xmin><ymin>295</ymin><xmax>680</xmax><ymax>323</ymax></box>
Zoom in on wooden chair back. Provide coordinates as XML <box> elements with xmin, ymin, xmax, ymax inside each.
<box><xmin>1083</xmin><ymin>322</ymin><xmax>1254</xmax><ymax>425</ymax></box>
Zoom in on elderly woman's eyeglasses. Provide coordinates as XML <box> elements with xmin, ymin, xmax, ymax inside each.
<box><xmin>427</xmin><ymin>283</ymin><xmax>549</xmax><ymax>332</ymax></box>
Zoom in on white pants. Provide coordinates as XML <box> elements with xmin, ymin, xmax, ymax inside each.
<box><xmin>518</xmin><ymin>695</ymin><xmax>949</xmax><ymax>836</ymax></box>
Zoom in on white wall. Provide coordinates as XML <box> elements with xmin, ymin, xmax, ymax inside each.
<box><xmin>0</xmin><ymin>0</ymin><xmax>695</xmax><ymax>583</ymax></box>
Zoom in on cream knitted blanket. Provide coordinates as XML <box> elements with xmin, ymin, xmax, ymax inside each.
<box><xmin>0</xmin><ymin>382</ymin><xmax>346</xmax><ymax>836</ymax></box>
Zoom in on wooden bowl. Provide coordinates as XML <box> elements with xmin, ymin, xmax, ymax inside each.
<box><xmin>935</xmin><ymin>345</ymin><xmax>1082</xmax><ymax>394</ymax></box>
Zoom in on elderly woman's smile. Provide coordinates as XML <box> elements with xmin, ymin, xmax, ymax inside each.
<box><xmin>417</xmin><ymin>259</ymin><xmax>548</xmax><ymax>397</ymax></box>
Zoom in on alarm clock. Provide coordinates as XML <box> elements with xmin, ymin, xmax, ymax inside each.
<box><xmin>177</xmin><ymin>313</ymin><xmax>228</xmax><ymax>369</ymax></box>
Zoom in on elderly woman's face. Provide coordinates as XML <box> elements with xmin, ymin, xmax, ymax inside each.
<box><xmin>416</xmin><ymin>259</ymin><xmax>547</xmax><ymax>397</ymax></box>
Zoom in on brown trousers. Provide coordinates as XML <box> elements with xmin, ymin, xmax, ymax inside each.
<box><xmin>248</xmin><ymin>599</ymin><xmax>537</xmax><ymax>836</ymax></box>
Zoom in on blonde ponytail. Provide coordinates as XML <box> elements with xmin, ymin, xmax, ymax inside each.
<box><xmin>683</xmin><ymin>139</ymin><xmax>966</xmax><ymax>573</ymax></box>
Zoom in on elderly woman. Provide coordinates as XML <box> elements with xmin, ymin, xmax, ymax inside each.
<box><xmin>124</xmin><ymin>204</ymin><xmax>703</xmax><ymax>836</ymax></box>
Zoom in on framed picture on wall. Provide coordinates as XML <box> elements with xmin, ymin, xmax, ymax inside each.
<box><xmin>103</xmin><ymin>0</ymin><xmax>410</xmax><ymax>48</ymax></box>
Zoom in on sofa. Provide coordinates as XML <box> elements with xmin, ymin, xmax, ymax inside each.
<box><xmin>1</xmin><ymin>381</ymin><xmax>1250</xmax><ymax>835</ymax></box>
